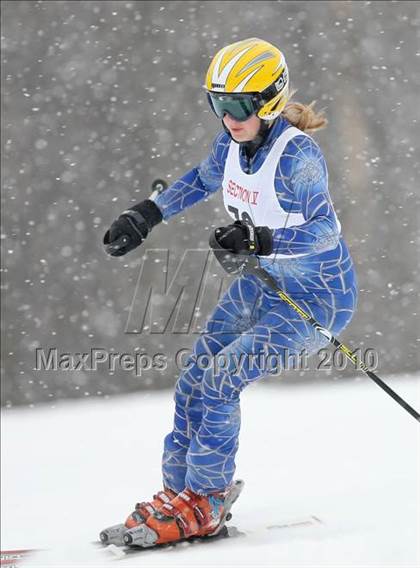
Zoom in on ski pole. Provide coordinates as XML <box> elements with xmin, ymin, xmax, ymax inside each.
<box><xmin>243</xmin><ymin>260</ymin><xmax>420</xmax><ymax>423</ymax></box>
<box><xmin>150</xmin><ymin>179</ymin><xmax>419</xmax><ymax>422</ymax></box>
<box><xmin>149</xmin><ymin>178</ymin><xmax>168</xmax><ymax>202</ymax></box>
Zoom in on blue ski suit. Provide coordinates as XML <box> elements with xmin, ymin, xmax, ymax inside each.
<box><xmin>153</xmin><ymin>116</ymin><xmax>358</xmax><ymax>494</ymax></box>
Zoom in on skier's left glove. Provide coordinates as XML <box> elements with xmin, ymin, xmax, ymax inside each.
<box><xmin>209</xmin><ymin>220</ymin><xmax>272</xmax><ymax>274</ymax></box>
<box><xmin>103</xmin><ymin>199</ymin><xmax>163</xmax><ymax>257</ymax></box>
<box><xmin>211</xmin><ymin>220</ymin><xmax>272</xmax><ymax>255</ymax></box>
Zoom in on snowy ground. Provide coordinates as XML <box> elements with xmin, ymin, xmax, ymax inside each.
<box><xmin>2</xmin><ymin>374</ymin><xmax>419</xmax><ymax>568</ymax></box>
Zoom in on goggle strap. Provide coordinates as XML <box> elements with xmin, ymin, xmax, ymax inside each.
<box><xmin>259</xmin><ymin>69</ymin><xmax>287</xmax><ymax>103</ymax></box>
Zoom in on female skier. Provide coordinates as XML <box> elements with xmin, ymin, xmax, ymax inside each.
<box><xmin>101</xmin><ymin>38</ymin><xmax>358</xmax><ymax>548</ymax></box>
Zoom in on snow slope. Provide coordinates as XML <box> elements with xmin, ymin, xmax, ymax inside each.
<box><xmin>2</xmin><ymin>375</ymin><xmax>419</xmax><ymax>567</ymax></box>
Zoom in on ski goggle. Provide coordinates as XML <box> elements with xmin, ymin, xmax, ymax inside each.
<box><xmin>207</xmin><ymin>91</ymin><xmax>262</xmax><ymax>122</ymax></box>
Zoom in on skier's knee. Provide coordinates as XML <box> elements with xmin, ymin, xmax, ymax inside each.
<box><xmin>201</xmin><ymin>368</ymin><xmax>241</xmax><ymax>404</ymax></box>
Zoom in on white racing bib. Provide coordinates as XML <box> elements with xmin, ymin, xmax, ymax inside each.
<box><xmin>222</xmin><ymin>126</ymin><xmax>315</xmax><ymax>259</ymax></box>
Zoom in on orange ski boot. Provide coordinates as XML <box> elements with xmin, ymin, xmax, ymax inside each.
<box><xmin>99</xmin><ymin>487</ymin><xmax>177</xmax><ymax>546</ymax></box>
<box><xmin>124</xmin><ymin>488</ymin><xmax>177</xmax><ymax>529</ymax></box>
<box><xmin>123</xmin><ymin>480</ymin><xmax>244</xmax><ymax>548</ymax></box>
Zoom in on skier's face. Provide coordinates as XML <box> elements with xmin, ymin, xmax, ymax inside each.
<box><xmin>223</xmin><ymin>114</ymin><xmax>261</xmax><ymax>143</ymax></box>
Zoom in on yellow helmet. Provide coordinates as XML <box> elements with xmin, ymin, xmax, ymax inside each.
<box><xmin>205</xmin><ymin>38</ymin><xmax>289</xmax><ymax>121</ymax></box>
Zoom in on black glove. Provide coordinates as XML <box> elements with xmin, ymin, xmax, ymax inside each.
<box><xmin>212</xmin><ymin>220</ymin><xmax>273</xmax><ymax>255</ymax></box>
<box><xmin>209</xmin><ymin>220</ymin><xmax>273</xmax><ymax>274</ymax></box>
<box><xmin>103</xmin><ymin>199</ymin><xmax>163</xmax><ymax>257</ymax></box>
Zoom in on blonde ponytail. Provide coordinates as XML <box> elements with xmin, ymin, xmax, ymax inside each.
<box><xmin>282</xmin><ymin>89</ymin><xmax>328</xmax><ymax>133</ymax></box>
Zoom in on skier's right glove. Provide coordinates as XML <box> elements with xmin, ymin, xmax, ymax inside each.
<box><xmin>103</xmin><ymin>199</ymin><xmax>163</xmax><ymax>257</ymax></box>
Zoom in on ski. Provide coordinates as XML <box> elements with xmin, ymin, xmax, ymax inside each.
<box><xmin>0</xmin><ymin>549</ymin><xmax>36</xmax><ymax>567</ymax></box>
<box><xmin>266</xmin><ymin>514</ymin><xmax>323</xmax><ymax>530</ymax></box>
<box><xmin>1</xmin><ymin>515</ymin><xmax>322</xmax><ymax>565</ymax></box>
<box><xmin>98</xmin><ymin>514</ymin><xmax>322</xmax><ymax>558</ymax></box>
